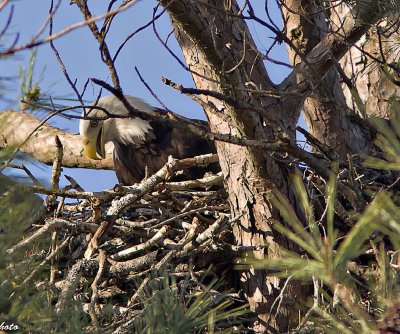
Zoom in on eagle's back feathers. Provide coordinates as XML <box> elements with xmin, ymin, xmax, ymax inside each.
<box><xmin>92</xmin><ymin>95</ymin><xmax>218</xmax><ymax>185</ymax></box>
<box><xmin>113</xmin><ymin>118</ymin><xmax>217</xmax><ymax>185</ymax></box>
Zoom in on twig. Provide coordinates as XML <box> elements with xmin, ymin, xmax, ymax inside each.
<box><xmin>163</xmin><ymin>172</ymin><xmax>223</xmax><ymax>191</ymax></box>
<box><xmin>150</xmin><ymin>206</ymin><xmax>220</xmax><ymax>230</ymax></box>
<box><xmin>54</xmin><ymin>259</ymin><xmax>84</xmax><ymax>316</ymax></box>
<box><xmin>176</xmin><ymin>215</ymin><xmax>227</xmax><ymax>257</ymax></box>
<box><xmin>113</xmin><ymin>7</ymin><xmax>166</xmax><ymax>62</ymax></box>
<box><xmin>49</xmin><ymin>0</ymin><xmax>85</xmax><ymax>106</ymax></box>
<box><xmin>296</xmin><ymin>126</ymin><xmax>340</xmax><ymax>162</ymax></box>
<box><xmin>64</xmin><ymin>175</ymin><xmax>85</xmax><ymax>192</ymax></box>
<box><xmin>20</xmin><ymin>236</ymin><xmax>71</xmax><ymax>286</ymax></box>
<box><xmin>162</xmin><ymin>77</ymin><xmax>278</xmax><ymax>126</ymax></box>
<box><xmin>135</xmin><ymin>66</ymin><xmax>171</xmax><ymax>112</ymax></box>
<box><xmin>1</xmin><ymin>0</ymin><xmax>138</xmax><ymax>57</ymax></box>
<box><xmin>5</xmin><ymin>163</ymin><xmax>42</xmax><ymax>187</ymax></box>
<box><xmin>49</xmin><ymin>230</ymin><xmax>58</xmax><ymax>284</ymax></box>
<box><xmin>110</xmin><ymin>226</ymin><xmax>169</xmax><ymax>261</ymax></box>
<box><xmin>225</xmin><ymin>31</ymin><xmax>247</xmax><ymax>74</ymax></box>
<box><xmin>6</xmin><ymin>218</ymin><xmax>128</xmax><ymax>255</ymax></box>
<box><xmin>294</xmin><ymin>276</ymin><xmax>320</xmax><ymax>333</ymax></box>
<box><xmin>266</xmin><ymin>275</ymin><xmax>293</xmax><ymax>329</ymax></box>
<box><xmin>46</xmin><ymin>135</ymin><xmax>63</xmax><ymax>208</ymax></box>
<box><xmin>73</xmin><ymin>0</ymin><xmax>121</xmax><ymax>90</ymax></box>
<box><xmin>88</xmin><ymin>250</ymin><xmax>106</xmax><ymax>332</ymax></box>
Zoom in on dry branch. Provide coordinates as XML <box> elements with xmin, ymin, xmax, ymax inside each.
<box><xmin>5</xmin><ymin>141</ymin><xmax>395</xmax><ymax>333</ymax></box>
<box><xmin>84</xmin><ymin>154</ymin><xmax>219</xmax><ymax>259</ymax></box>
<box><xmin>6</xmin><ymin>218</ymin><xmax>128</xmax><ymax>254</ymax></box>
<box><xmin>110</xmin><ymin>226</ymin><xmax>169</xmax><ymax>261</ymax></box>
<box><xmin>54</xmin><ymin>259</ymin><xmax>84</xmax><ymax>316</ymax></box>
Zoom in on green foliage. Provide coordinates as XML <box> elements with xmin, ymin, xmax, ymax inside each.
<box><xmin>133</xmin><ymin>273</ymin><xmax>249</xmax><ymax>334</ymax></box>
<box><xmin>364</xmin><ymin>112</ymin><xmax>400</xmax><ymax>170</ymax></box>
<box><xmin>18</xmin><ymin>48</ymin><xmax>42</xmax><ymax>111</ymax></box>
<box><xmin>0</xmin><ymin>183</ymin><xmax>50</xmax><ymax>332</ymax></box>
<box><xmin>238</xmin><ymin>100</ymin><xmax>400</xmax><ymax>333</ymax></box>
<box><xmin>238</xmin><ymin>172</ymin><xmax>400</xmax><ymax>332</ymax></box>
<box><xmin>17</xmin><ymin>48</ymin><xmax>78</xmax><ymax>116</ymax></box>
<box><xmin>0</xmin><ymin>150</ymin><xmax>43</xmax><ymax>252</ymax></box>
<box><xmin>0</xmin><ymin>150</ymin><xmax>90</xmax><ymax>333</ymax></box>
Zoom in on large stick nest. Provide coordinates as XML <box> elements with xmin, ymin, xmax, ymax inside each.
<box><xmin>3</xmin><ymin>128</ymin><xmax>400</xmax><ymax>333</ymax></box>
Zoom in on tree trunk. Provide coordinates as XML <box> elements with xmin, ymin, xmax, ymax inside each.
<box><xmin>162</xmin><ymin>1</ymin><xmax>307</xmax><ymax>330</ymax></box>
<box><xmin>332</xmin><ymin>2</ymin><xmax>400</xmax><ymax>119</ymax></box>
<box><xmin>1</xmin><ymin>1</ymin><xmax>390</xmax><ymax>331</ymax></box>
<box><xmin>282</xmin><ymin>0</ymin><xmax>373</xmax><ymax>156</ymax></box>
<box><xmin>161</xmin><ymin>0</ymin><xmax>389</xmax><ymax>331</ymax></box>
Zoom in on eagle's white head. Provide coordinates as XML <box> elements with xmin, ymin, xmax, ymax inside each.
<box><xmin>79</xmin><ymin>95</ymin><xmax>154</xmax><ymax>160</ymax></box>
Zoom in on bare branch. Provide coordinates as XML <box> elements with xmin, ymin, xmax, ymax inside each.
<box><xmin>0</xmin><ymin>110</ymin><xmax>113</xmax><ymax>169</ymax></box>
<box><xmin>1</xmin><ymin>1</ymin><xmax>138</xmax><ymax>57</ymax></box>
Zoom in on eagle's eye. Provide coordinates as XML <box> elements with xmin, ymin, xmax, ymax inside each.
<box><xmin>90</xmin><ymin>120</ymin><xmax>99</xmax><ymax>128</ymax></box>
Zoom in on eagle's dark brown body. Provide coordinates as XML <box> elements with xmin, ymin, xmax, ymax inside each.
<box><xmin>113</xmin><ymin>118</ymin><xmax>218</xmax><ymax>185</ymax></box>
<box><xmin>79</xmin><ymin>95</ymin><xmax>218</xmax><ymax>185</ymax></box>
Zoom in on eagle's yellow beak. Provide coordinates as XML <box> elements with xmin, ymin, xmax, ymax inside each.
<box><xmin>82</xmin><ymin>127</ymin><xmax>105</xmax><ymax>160</ymax></box>
<box><xmin>82</xmin><ymin>138</ymin><xmax>100</xmax><ymax>160</ymax></box>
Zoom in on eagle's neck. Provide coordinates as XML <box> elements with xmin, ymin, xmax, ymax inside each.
<box><xmin>104</xmin><ymin>117</ymin><xmax>153</xmax><ymax>146</ymax></box>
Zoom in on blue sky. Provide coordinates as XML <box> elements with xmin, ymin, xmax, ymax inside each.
<box><xmin>0</xmin><ymin>0</ymin><xmax>292</xmax><ymax>191</ymax></box>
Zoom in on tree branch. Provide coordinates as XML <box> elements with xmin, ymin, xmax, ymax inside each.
<box><xmin>0</xmin><ymin>110</ymin><xmax>113</xmax><ymax>169</ymax></box>
<box><xmin>280</xmin><ymin>0</ymin><xmax>391</xmax><ymax>109</ymax></box>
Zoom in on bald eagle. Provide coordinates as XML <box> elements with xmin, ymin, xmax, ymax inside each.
<box><xmin>79</xmin><ymin>95</ymin><xmax>218</xmax><ymax>185</ymax></box>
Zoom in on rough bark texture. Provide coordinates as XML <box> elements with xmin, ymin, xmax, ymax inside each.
<box><xmin>161</xmin><ymin>0</ymin><xmax>391</xmax><ymax>331</ymax></box>
<box><xmin>162</xmin><ymin>1</ymin><xmax>305</xmax><ymax>330</ymax></box>
<box><xmin>282</xmin><ymin>0</ymin><xmax>372</xmax><ymax>156</ymax></box>
<box><xmin>0</xmin><ymin>110</ymin><xmax>113</xmax><ymax>169</ymax></box>
<box><xmin>332</xmin><ymin>3</ymin><xmax>400</xmax><ymax>119</ymax></box>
